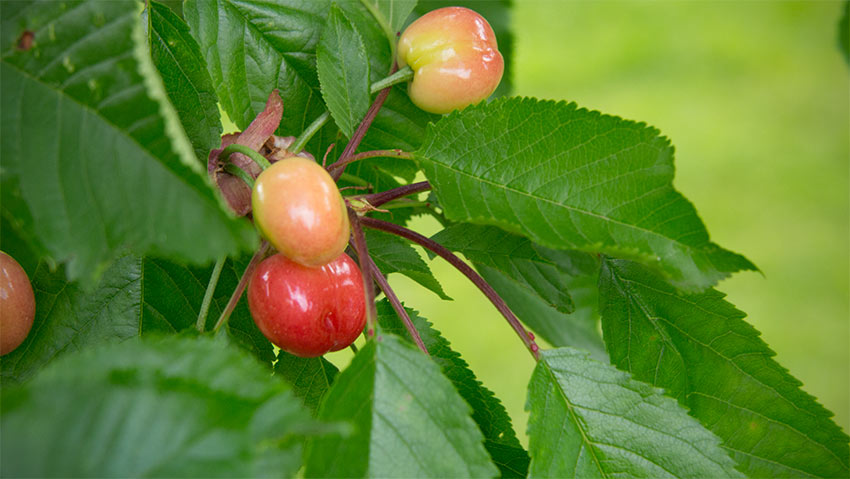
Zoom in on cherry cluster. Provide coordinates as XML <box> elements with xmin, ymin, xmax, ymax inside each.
<box><xmin>218</xmin><ymin>6</ymin><xmax>516</xmax><ymax>359</ymax></box>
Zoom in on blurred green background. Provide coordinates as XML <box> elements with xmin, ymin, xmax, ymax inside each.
<box><xmin>330</xmin><ymin>0</ymin><xmax>850</xmax><ymax>441</ymax></box>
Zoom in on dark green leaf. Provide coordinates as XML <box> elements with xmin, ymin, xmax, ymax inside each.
<box><xmin>0</xmin><ymin>254</ymin><xmax>141</xmax><ymax>386</ymax></box>
<box><xmin>527</xmin><ymin>347</ymin><xmax>744</xmax><ymax>478</ymax></box>
<box><xmin>0</xmin><ymin>0</ymin><xmax>256</xmax><ymax>284</ymax></box>
<box><xmin>1</xmin><ymin>253</ymin><xmax>274</xmax><ymax>384</ymax></box>
<box><xmin>149</xmin><ymin>0</ymin><xmax>222</xmax><ymax>163</ymax></box>
<box><xmin>416</xmin><ymin>98</ymin><xmax>756</xmax><ymax>291</ymax></box>
<box><xmin>598</xmin><ymin>258</ymin><xmax>850</xmax><ymax>477</ymax></box>
<box><xmin>274</xmin><ymin>350</ymin><xmax>339</xmax><ymax>416</ymax></box>
<box><xmin>317</xmin><ymin>4</ymin><xmax>371</xmax><ymax>139</ymax></box>
<box><xmin>1</xmin><ymin>336</ymin><xmax>330</xmax><ymax>478</ymax></box>
<box><xmin>376</xmin><ymin>299</ymin><xmax>529</xmax><ymax>477</ymax></box>
<box><xmin>414</xmin><ymin>0</ymin><xmax>513</xmax><ymax>97</ymax></box>
<box><xmin>305</xmin><ymin>334</ymin><xmax>498</xmax><ymax>478</ymax></box>
<box><xmin>183</xmin><ymin>0</ymin><xmax>330</xmax><ymax>139</ymax></box>
<box><xmin>367</xmin><ymin>229</ymin><xmax>449</xmax><ymax>300</ymax></box>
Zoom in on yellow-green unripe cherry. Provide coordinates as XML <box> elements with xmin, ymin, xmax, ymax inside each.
<box><xmin>397</xmin><ymin>6</ymin><xmax>504</xmax><ymax>114</ymax></box>
<box><xmin>252</xmin><ymin>158</ymin><xmax>350</xmax><ymax>267</ymax></box>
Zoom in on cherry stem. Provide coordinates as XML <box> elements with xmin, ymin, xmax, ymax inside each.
<box><xmin>360</xmin><ymin>217</ymin><xmax>540</xmax><ymax>360</ymax></box>
<box><xmin>327</xmin><ymin>149</ymin><xmax>414</xmax><ymax>174</ymax></box>
<box><xmin>213</xmin><ymin>241</ymin><xmax>270</xmax><ymax>334</ymax></box>
<box><xmin>369</xmin><ymin>66</ymin><xmax>414</xmax><ymax>94</ymax></box>
<box><xmin>363</xmin><ymin>253</ymin><xmax>429</xmax><ymax>356</ymax></box>
<box><xmin>347</xmin><ymin>209</ymin><xmax>377</xmax><ymax>338</ymax></box>
<box><xmin>329</xmin><ymin>64</ymin><xmax>398</xmax><ymax>182</ymax></box>
<box><xmin>223</xmin><ymin>164</ymin><xmax>255</xmax><ymax>190</ymax></box>
<box><xmin>359</xmin><ymin>181</ymin><xmax>431</xmax><ymax>208</ymax></box>
<box><xmin>291</xmin><ymin>111</ymin><xmax>330</xmax><ymax>155</ymax></box>
<box><xmin>196</xmin><ymin>256</ymin><xmax>226</xmax><ymax>332</ymax></box>
<box><xmin>221</xmin><ymin>143</ymin><xmax>271</xmax><ymax>171</ymax></box>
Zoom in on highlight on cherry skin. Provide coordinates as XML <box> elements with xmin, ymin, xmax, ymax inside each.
<box><xmin>397</xmin><ymin>6</ymin><xmax>504</xmax><ymax>114</ymax></box>
<box><xmin>0</xmin><ymin>251</ymin><xmax>36</xmax><ymax>356</ymax></box>
<box><xmin>252</xmin><ymin>157</ymin><xmax>350</xmax><ymax>268</ymax></box>
<box><xmin>247</xmin><ymin>252</ymin><xmax>367</xmax><ymax>358</ymax></box>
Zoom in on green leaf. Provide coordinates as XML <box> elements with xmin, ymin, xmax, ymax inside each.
<box><xmin>478</xmin><ymin>265</ymin><xmax>607</xmax><ymax>362</ymax></box>
<box><xmin>598</xmin><ymin>258</ymin><xmax>850</xmax><ymax>477</ymax></box>
<box><xmin>0</xmin><ymin>254</ymin><xmax>141</xmax><ymax>386</ymax></box>
<box><xmin>1</xmin><ymin>254</ymin><xmax>274</xmax><ymax>385</ymax></box>
<box><xmin>430</xmin><ymin>223</ymin><xmax>606</xmax><ymax>359</ymax></box>
<box><xmin>432</xmin><ymin>223</ymin><xmax>578</xmax><ymax>314</ymax></box>
<box><xmin>149</xmin><ymin>0</ymin><xmax>222</xmax><ymax>162</ymax></box>
<box><xmin>183</xmin><ymin>0</ymin><xmax>331</xmax><ymax>139</ymax></box>
<box><xmin>317</xmin><ymin>4</ymin><xmax>371</xmax><ymax>139</ymax></box>
<box><xmin>1</xmin><ymin>336</ymin><xmax>329</xmax><ymax>477</ymax></box>
<box><xmin>416</xmin><ymin>98</ymin><xmax>756</xmax><ymax>291</ymax></box>
<box><xmin>363</xmin><ymin>0</ymin><xmax>417</xmax><ymax>38</ymax></box>
<box><xmin>274</xmin><ymin>350</ymin><xmax>339</xmax><ymax>416</ymax></box>
<box><xmin>527</xmin><ymin>347</ymin><xmax>744</xmax><ymax>478</ymax></box>
<box><xmin>840</xmin><ymin>0</ymin><xmax>849</xmax><ymax>65</ymax></box>
<box><xmin>304</xmin><ymin>334</ymin><xmax>498</xmax><ymax>478</ymax></box>
<box><xmin>376</xmin><ymin>299</ymin><xmax>530</xmax><ymax>477</ymax></box>
<box><xmin>0</xmin><ymin>0</ymin><xmax>256</xmax><ymax>284</ymax></box>
<box><xmin>366</xmin><ymin>229</ymin><xmax>449</xmax><ymax>300</ymax></box>
<box><xmin>414</xmin><ymin>0</ymin><xmax>513</xmax><ymax>97</ymax></box>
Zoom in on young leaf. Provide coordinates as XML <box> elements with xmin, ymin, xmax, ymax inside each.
<box><xmin>598</xmin><ymin>258</ymin><xmax>850</xmax><ymax>477</ymax></box>
<box><xmin>149</xmin><ymin>0</ymin><xmax>222</xmax><ymax>163</ymax></box>
<box><xmin>415</xmin><ymin>98</ymin><xmax>756</xmax><ymax>291</ymax></box>
<box><xmin>304</xmin><ymin>334</ymin><xmax>498</xmax><ymax>478</ymax></box>
<box><xmin>0</xmin><ymin>1</ymin><xmax>256</xmax><ymax>284</ymax></box>
<box><xmin>317</xmin><ymin>4</ymin><xmax>371</xmax><ymax>139</ymax></box>
<box><xmin>366</xmin><ymin>229</ymin><xmax>450</xmax><ymax>300</ymax></box>
<box><xmin>0</xmin><ymin>336</ymin><xmax>330</xmax><ymax>477</ymax></box>
<box><xmin>274</xmin><ymin>350</ymin><xmax>339</xmax><ymax>416</ymax></box>
<box><xmin>376</xmin><ymin>300</ymin><xmax>530</xmax><ymax>477</ymax></box>
<box><xmin>183</xmin><ymin>0</ymin><xmax>330</xmax><ymax>138</ymax></box>
<box><xmin>527</xmin><ymin>347</ymin><xmax>744</xmax><ymax>478</ymax></box>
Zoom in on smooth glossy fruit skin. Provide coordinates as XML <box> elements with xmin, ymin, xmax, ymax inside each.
<box><xmin>252</xmin><ymin>157</ymin><xmax>350</xmax><ymax>267</ymax></box>
<box><xmin>0</xmin><ymin>251</ymin><xmax>35</xmax><ymax>356</ymax></box>
<box><xmin>247</xmin><ymin>252</ymin><xmax>366</xmax><ymax>358</ymax></box>
<box><xmin>397</xmin><ymin>6</ymin><xmax>504</xmax><ymax>114</ymax></box>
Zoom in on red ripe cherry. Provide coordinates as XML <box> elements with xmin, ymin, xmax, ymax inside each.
<box><xmin>247</xmin><ymin>252</ymin><xmax>366</xmax><ymax>358</ymax></box>
<box><xmin>397</xmin><ymin>6</ymin><xmax>504</xmax><ymax>114</ymax></box>
<box><xmin>0</xmin><ymin>251</ymin><xmax>35</xmax><ymax>356</ymax></box>
<box><xmin>252</xmin><ymin>157</ymin><xmax>350</xmax><ymax>267</ymax></box>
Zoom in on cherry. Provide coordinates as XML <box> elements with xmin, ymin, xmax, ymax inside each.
<box><xmin>247</xmin><ymin>252</ymin><xmax>366</xmax><ymax>358</ymax></box>
<box><xmin>0</xmin><ymin>251</ymin><xmax>35</xmax><ymax>356</ymax></box>
<box><xmin>397</xmin><ymin>6</ymin><xmax>504</xmax><ymax>114</ymax></box>
<box><xmin>252</xmin><ymin>157</ymin><xmax>350</xmax><ymax>267</ymax></box>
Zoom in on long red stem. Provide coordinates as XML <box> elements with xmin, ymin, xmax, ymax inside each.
<box><xmin>360</xmin><ymin>217</ymin><xmax>540</xmax><ymax>360</ymax></box>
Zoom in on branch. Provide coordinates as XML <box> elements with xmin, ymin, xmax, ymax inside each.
<box><xmin>326</xmin><ymin>149</ymin><xmax>414</xmax><ymax>174</ymax></box>
<box><xmin>360</xmin><ymin>217</ymin><xmax>540</xmax><ymax>360</ymax></box>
